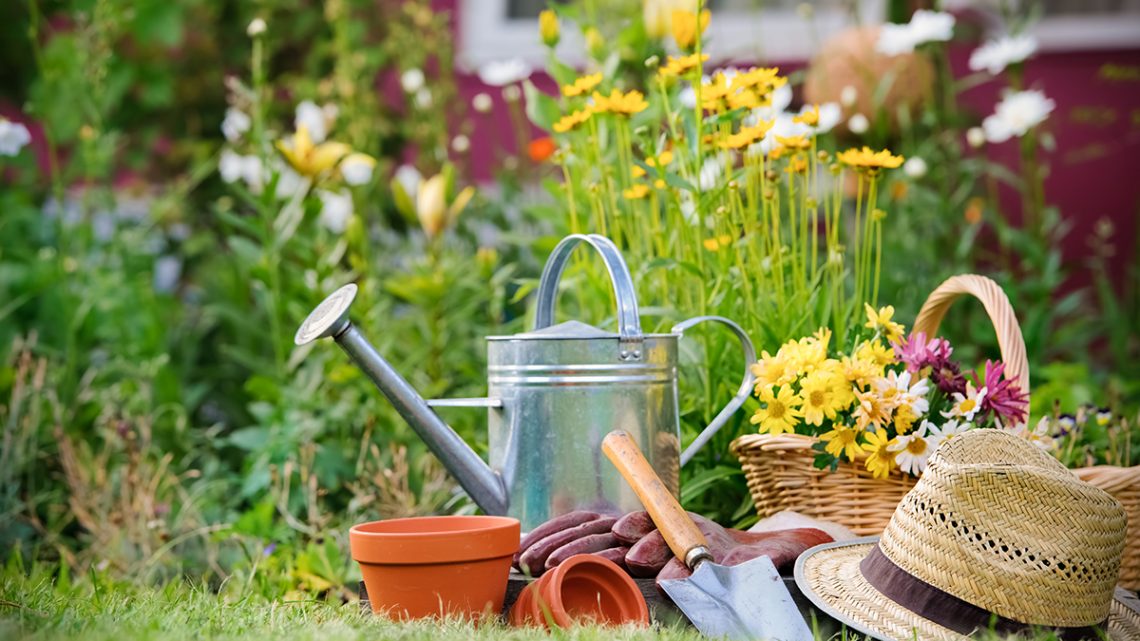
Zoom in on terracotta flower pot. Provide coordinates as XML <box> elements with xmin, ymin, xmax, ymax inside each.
<box><xmin>350</xmin><ymin>515</ymin><xmax>519</xmax><ymax>620</ymax></box>
<box><xmin>510</xmin><ymin>554</ymin><xmax>649</xmax><ymax>628</ymax></box>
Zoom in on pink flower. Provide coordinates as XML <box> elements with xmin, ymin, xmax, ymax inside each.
<box><xmin>893</xmin><ymin>332</ymin><xmax>965</xmax><ymax>395</ymax></box>
<box><xmin>973</xmin><ymin>360</ymin><xmax>1028</xmax><ymax>425</ymax></box>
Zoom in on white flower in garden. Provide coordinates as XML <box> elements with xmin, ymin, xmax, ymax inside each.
<box><xmin>400</xmin><ymin>68</ymin><xmax>425</xmax><ymax>93</ymax></box>
<box><xmin>451</xmin><ymin>135</ymin><xmax>470</xmax><ymax>154</ymax></box>
<box><xmin>889</xmin><ymin>423</ymin><xmax>938</xmax><ymax>475</ymax></box>
<box><xmin>153</xmin><ymin>255</ymin><xmax>182</xmax><ymax>293</ymax></box>
<box><xmin>247</xmin><ymin>18</ymin><xmax>266</xmax><ymax>37</ymax></box>
<box><xmin>847</xmin><ymin>113</ymin><xmax>869</xmax><ymax>134</ymax></box>
<box><xmin>982</xmin><ymin>90</ymin><xmax>1054</xmax><ymax>143</ymax></box>
<box><xmin>969</xmin><ymin>34</ymin><xmax>1037</xmax><ymax>75</ymax></box>
<box><xmin>810</xmin><ymin>102</ymin><xmax>843</xmax><ymax>134</ymax></box>
<box><xmin>876</xmin><ymin>10</ymin><xmax>955</xmax><ymax>56</ymax></box>
<box><xmin>903</xmin><ymin>156</ymin><xmax>927</xmax><ymax>178</ymax></box>
<box><xmin>219</xmin><ymin>149</ymin><xmax>265</xmax><ymax>190</ymax></box>
<box><xmin>394</xmin><ymin>165</ymin><xmax>422</xmax><ymax>199</ymax></box>
<box><xmin>942</xmin><ymin>382</ymin><xmax>987</xmax><ymax>422</ymax></box>
<box><xmin>697</xmin><ymin>156</ymin><xmax>723</xmax><ymax>191</ymax></box>
<box><xmin>926</xmin><ymin>418</ymin><xmax>972</xmax><ymax>444</ymax></box>
<box><xmin>472</xmin><ymin>92</ymin><xmax>493</xmax><ymax>113</ymax></box>
<box><xmin>966</xmin><ymin>126</ymin><xmax>986</xmax><ymax>148</ymax></box>
<box><xmin>477</xmin><ymin>58</ymin><xmax>531</xmax><ymax>87</ymax></box>
<box><xmin>0</xmin><ymin>119</ymin><xmax>32</xmax><ymax>156</ymax></box>
<box><xmin>317</xmin><ymin>189</ymin><xmax>353</xmax><ymax>233</ymax></box>
<box><xmin>274</xmin><ymin>164</ymin><xmax>305</xmax><ymax>199</ymax></box>
<box><xmin>840</xmin><ymin>85</ymin><xmax>858</xmax><ymax>108</ymax></box>
<box><xmin>219</xmin><ymin>149</ymin><xmax>245</xmax><ymax>183</ymax></box>
<box><xmin>1005</xmin><ymin>416</ymin><xmax>1055</xmax><ymax>451</ymax></box>
<box><xmin>295</xmin><ymin>100</ymin><xmax>331</xmax><ymax>143</ymax></box>
<box><xmin>221</xmin><ymin>108</ymin><xmax>251</xmax><ymax>142</ymax></box>
<box><xmin>414</xmin><ymin>88</ymin><xmax>433</xmax><ymax>109</ymax></box>
<box><xmin>340</xmin><ymin>153</ymin><xmax>376</xmax><ymax>186</ymax></box>
<box><xmin>882</xmin><ymin>370</ymin><xmax>931</xmax><ymax>416</ymax></box>
<box><xmin>679</xmin><ymin>85</ymin><xmax>696</xmax><ymax>109</ymax></box>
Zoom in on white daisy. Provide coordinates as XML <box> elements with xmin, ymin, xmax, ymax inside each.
<box><xmin>903</xmin><ymin>157</ymin><xmax>927</xmax><ymax>178</ymax></box>
<box><xmin>477</xmin><ymin>59</ymin><xmax>531</xmax><ymax>87</ymax></box>
<box><xmin>889</xmin><ymin>422</ymin><xmax>938</xmax><ymax>475</ymax></box>
<box><xmin>876</xmin><ymin>10</ymin><xmax>955</xmax><ymax>56</ymax></box>
<box><xmin>926</xmin><ymin>418</ymin><xmax>972</xmax><ymax>443</ymax></box>
<box><xmin>982</xmin><ymin>90</ymin><xmax>1055</xmax><ymax>143</ymax></box>
<box><xmin>400</xmin><ymin>68</ymin><xmax>425</xmax><ymax>93</ymax></box>
<box><xmin>881</xmin><ymin>370</ymin><xmax>931</xmax><ymax>417</ymax></box>
<box><xmin>1005</xmin><ymin>416</ymin><xmax>1055</xmax><ymax>451</ymax></box>
<box><xmin>969</xmin><ymin>34</ymin><xmax>1037</xmax><ymax>75</ymax></box>
<box><xmin>942</xmin><ymin>381</ymin><xmax>987</xmax><ymax>422</ymax></box>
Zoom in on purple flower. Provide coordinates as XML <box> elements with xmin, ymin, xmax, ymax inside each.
<box><xmin>263</xmin><ymin>542</ymin><xmax>277</xmax><ymax>557</ymax></box>
<box><xmin>973</xmin><ymin>360</ymin><xmax>1028</xmax><ymax>425</ymax></box>
<box><xmin>893</xmin><ymin>332</ymin><xmax>964</xmax><ymax>395</ymax></box>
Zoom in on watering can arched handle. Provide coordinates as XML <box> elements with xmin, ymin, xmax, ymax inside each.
<box><xmin>672</xmin><ymin>316</ymin><xmax>757</xmax><ymax>467</ymax></box>
<box><xmin>534</xmin><ymin>234</ymin><xmax>644</xmax><ymax>360</ymax></box>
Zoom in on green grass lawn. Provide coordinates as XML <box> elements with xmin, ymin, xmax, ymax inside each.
<box><xmin>3</xmin><ymin>568</ymin><xmax>1106</xmax><ymax>641</ymax></box>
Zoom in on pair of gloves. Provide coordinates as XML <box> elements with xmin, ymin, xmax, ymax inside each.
<box><xmin>513</xmin><ymin>510</ymin><xmax>833</xmax><ymax>583</ymax></box>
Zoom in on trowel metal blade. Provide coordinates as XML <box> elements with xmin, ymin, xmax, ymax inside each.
<box><xmin>659</xmin><ymin>555</ymin><xmax>813</xmax><ymax>641</ymax></box>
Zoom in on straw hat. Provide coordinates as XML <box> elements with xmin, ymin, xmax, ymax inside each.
<box><xmin>794</xmin><ymin>429</ymin><xmax>1139</xmax><ymax>641</ymax></box>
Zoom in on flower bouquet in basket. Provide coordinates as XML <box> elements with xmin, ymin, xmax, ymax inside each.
<box><xmin>732</xmin><ymin>296</ymin><xmax>1034</xmax><ymax>536</ymax></box>
<box><xmin>749</xmin><ymin>303</ymin><xmax>1031</xmax><ymax>479</ymax></box>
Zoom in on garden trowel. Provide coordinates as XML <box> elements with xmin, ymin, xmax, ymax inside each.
<box><xmin>602</xmin><ymin>430</ymin><xmax>813</xmax><ymax>641</ymax></box>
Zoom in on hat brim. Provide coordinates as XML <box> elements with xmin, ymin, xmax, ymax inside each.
<box><xmin>794</xmin><ymin>537</ymin><xmax>1140</xmax><ymax>641</ymax></box>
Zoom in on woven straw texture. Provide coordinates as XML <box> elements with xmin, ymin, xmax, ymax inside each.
<box><xmin>732</xmin><ymin>274</ymin><xmax>1140</xmax><ymax>588</ymax></box>
<box><xmin>799</xmin><ymin>543</ymin><xmax>1140</xmax><ymax>641</ymax></box>
<box><xmin>795</xmin><ymin>430</ymin><xmax>1137</xmax><ymax>641</ymax></box>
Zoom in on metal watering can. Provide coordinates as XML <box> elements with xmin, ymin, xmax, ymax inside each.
<box><xmin>296</xmin><ymin>234</ymin><xmax>756</xmax><ymax>531</ymax></box>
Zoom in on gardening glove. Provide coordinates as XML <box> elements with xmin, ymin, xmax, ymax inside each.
<box><xmin>513</xmin><ymin>511</ymin><xmax>622</xmax><ymax>576</ymax></box>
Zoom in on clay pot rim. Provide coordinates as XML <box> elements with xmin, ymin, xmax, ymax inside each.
<box><xmin>544</xmin><ymin>554</ymin><xmax>650</xmax><ymax>627</ymax></box>
<box><xmin>351</xmin><ymin>515</ymin><xmax>519</xmax><ymax>565</ymax></box>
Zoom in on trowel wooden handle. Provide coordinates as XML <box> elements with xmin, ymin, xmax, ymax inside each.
<box><xmin>602</xmin><ymin>430</ymin><xmax>711</xmax><ymax>569</ymax></box>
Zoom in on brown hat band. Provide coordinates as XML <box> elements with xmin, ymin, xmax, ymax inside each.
<box><xmin>860</xmin><ymin>544</ymin><xmax>1107</xmax><ymax>641</ymax></box>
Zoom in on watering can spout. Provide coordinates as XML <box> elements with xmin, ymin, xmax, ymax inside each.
<box><xmin>294</xmin><ymin>284</ymin><xmax>510</xmax><ymax>516</ymax></box>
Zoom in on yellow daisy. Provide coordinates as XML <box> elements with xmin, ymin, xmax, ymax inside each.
<box><xmin>750</xmin><ymin>384</ymin><xmax>803</xmax><ymax>435</ymax></box>
<box><xmin>863</xmin><ymin>303</ymin><xmax>905</xmax><ymax>342</ymax></box>
<box><xmin>798</xmin><ymin>369</ymin><xmax>846</xmax><ymax>426</ymax></box>
<box><xmin>819</xmin><ymin>425</ymin><xmax>863</xmax><ymax>461</ymax></box>
<box><xmin>561</xmin><ymin>73</ymin><xmax>603</xmax><ymax>97</ymax></box>
<box><xmin>862</xmin><ymin>429</ymin><xmax>898</xmax><ymax>479</ymax></box>
<box><xmin>838</xmin><ymin>146</ymin><xmax>905</xmax><ymax>171</ymax></box>
<box><xmin>552</xmin><ymin>108</ymin><xmax>594</xmax><ymax>133</ymax></box>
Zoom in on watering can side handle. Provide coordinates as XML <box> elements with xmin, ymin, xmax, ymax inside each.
<box><xmin>672</xmin><ymin>316</ymin><xmax>757</xmax><ymax>467</ymax></box>
<box><xmin>533</xmin><ymin>234</ymin><xmax>642</xmax><ymax>349</ymax></box>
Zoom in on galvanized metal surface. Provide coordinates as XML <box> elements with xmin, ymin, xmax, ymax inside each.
<box><xmin>660</xmin><ymin>554</ymin><xmax>815</xmax><ymax>641</ymax></box>
<box><xmin>295</xmin><ymin>234</ymin><xmax>758</xmax><ymax>533</ymax></box>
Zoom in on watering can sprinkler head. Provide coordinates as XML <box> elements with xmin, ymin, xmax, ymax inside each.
<box><xmin>295</xmin><ymin>283</ymin><xmax>357</xmax><ymax>346</ymax></box>
<box><xmin>295</xmin><ymin>283</ymin><xmax>511</xmax><ymax>516</ymax></box>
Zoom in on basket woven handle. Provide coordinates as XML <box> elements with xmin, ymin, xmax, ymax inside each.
<box><xmin>911</xmin><ymin>274</ymin><xmax>1030</xmax><ymax>409</ymax></box>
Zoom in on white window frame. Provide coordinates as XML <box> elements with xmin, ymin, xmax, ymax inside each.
<box><xmin>457</xmin><ymin>0</ymin><xmax>886</xmax><ymax>71</ymax></box>
<box><xmin>458</xmin><ymin>0</ymin><xmax>1140</xmax><ymax>72</ymax></box>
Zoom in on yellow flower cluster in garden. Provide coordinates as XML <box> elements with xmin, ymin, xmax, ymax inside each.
<box><xmin>701</xmin><ymin>67</ymin><xmax>786</xmax><ymax>113</ymax></box>
<box><xmin>562</xmin><ymin>73</ymin><xmax>602</xmax><ymax>97</ymax></box>
<box><xmin>717</xmin><ymin>121</ymin><xmax>773</xmax><ymax>150</ymax></box>
<box><xmin>838</xmin><ymin>147</ymin><xmax>906</xmax><ymax>171</ymax></box>
<box><xmin>592</xmin><ymin>89</ymin><xmax>649</xmax><ymax>115</ymax></box>
<box><xmin>658</xmin><ymin>53</ymin><xmax>709</xmax><ymax>79</ymax></box>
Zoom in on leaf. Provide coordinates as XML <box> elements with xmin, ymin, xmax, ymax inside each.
<box><xmin>523</xmin><ymin>80</ymin><xmax>561</xmax><ymax>132</ymax></box>
<box><xmin>228</xmin><ymin>426</ymin><xmax>269</xmax><ymax>451</ymax></box>
<box><xmin>546</xmin><ymin>59</ymin><xmax>579</xmax><ymax>87</ymax></box>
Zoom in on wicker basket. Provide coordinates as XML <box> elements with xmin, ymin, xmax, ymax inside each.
<box><xmin>731</xmin><ymin>274</ymin><xmax>1140</xmax><ymax>589</ymax></box>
